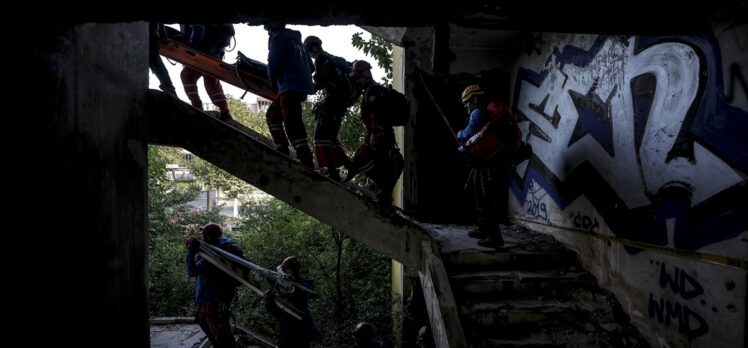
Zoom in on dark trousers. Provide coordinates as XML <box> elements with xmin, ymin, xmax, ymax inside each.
<box><xmin>196</xmin><ymin>301</ymin><xmax>236</xmax><ymax>348</ymax></box>
<box><xmin>148</xmin><ymin>22</ymin><xmax>174</xmax><ymax>91</ymax></box>
<box><xmin>267</xmin><ymin>91</ymin><xmax>313</xmax><ymax>167</ymax></box>
<box><xmin>313</xmin><ymin>97</ymin><xmax>350</xmax><ymax>170</ymax></box>
<box><xmin>351</xmin><ymin>143</ymin><xmax>404</xmax><ymax>209</ymax></box>
<box><xmin>180</xmin><ymin>64</ymin><xmax>229</xmax><ymax>113</ymax></box>
<box><xmin>472</xmin><ymin>160</ymin><xmax>508</xmax><ymax>241</ymax></box>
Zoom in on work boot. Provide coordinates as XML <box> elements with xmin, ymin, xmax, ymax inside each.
<box><xmin>477</xmin><ymin>238</ymin><xmax>504</xmax><ymax>249</ymax></box>
<box><xmin>468</xmin><ymin>229</ymin><xmax>487</xmax><ymax>239</ymax></box>
<box><xmin>342</xmin><ymin>165</ymin><xmax>360</xmax><ymax>183</ymax></box>
<box><xmin>219</xmin><ymin>111</ymin><xmax>233</xmax><ymax>122</ymax></box>
<box><xmin>296</xmin><ymin>146</ymin><xmax>315</xmax><ymax>169</ymax></box>
<box><xmin>477</xmin><ymin>233</ymin><xmax>505</xmax><ymax>249</ymax></box>
<box><xmin>327</xmin><ymin>167</ymin><xmax>341</xmax><ymax>182</ymax></box>
<box><xmin>160</xmin><ymin>84</ymin><xmax>177</xmax><ymax>97</ymax></box>
<box><xmin>275</xmin><ymin>144</ymin><xmax>290</xmax><ymax>156</ymax></box>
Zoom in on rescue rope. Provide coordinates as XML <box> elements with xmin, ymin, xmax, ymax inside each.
<box><xmin>418</xmin><ymin>74</ymin><xmax>461</xmax><ymax>145</ymax></box>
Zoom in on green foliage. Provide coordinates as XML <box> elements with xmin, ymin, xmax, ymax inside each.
<box><xmin>352</xmin><ymin>32</ymin><xmax>393</xmax><ymax>85</ymax></box>
<box><xmin>188</xmin><ymin>159</ymin><xmax>254</xmax><ymax>200</ymax></box>
<box><xmin>232</xmin><ymin>199</ymin><xmax>394</xmax><ymax>347</ymax></box>
<box><xmin>188</xmin><ymin>96</ymin><xmax>265</xmax><ymax>199</ymax></box>
<box><xmin>148</xmin><ymin>145</ymin><xmax>225</xmax><ymax>316</ymax></box>
<box><xmin>148</xmin><ymin>91</ymin><xmax>393</xmax><ymax>346</ymax></box>
<box><xmin>227</xmin><ymin>96</ymin><xmax>271</xmax><ymax>138</ymax></box>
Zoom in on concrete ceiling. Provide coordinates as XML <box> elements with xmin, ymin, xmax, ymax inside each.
<box><xmin>45</xmin><ymin>2</ymin><xmax>747</xmax><ymax>35</ymax></box>
<box><xmin>365</xmin><ymin>25</ymin><xmax>523</xmax><ymax>49</ymax></box>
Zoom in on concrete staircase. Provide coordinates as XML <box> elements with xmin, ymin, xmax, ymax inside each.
<box><xmin>145</xmin><ymin>90</ymin><xmax>466</xmax><ymax>347</ymax></box>
<box><xmin>432</xmin><ymin>224</ymin><xmax>648</xmax><ymax>347</ymax></box>
<box><xmin>146</xmin><ymin>90</ymin><xmax>646</xmax><ymax>347</ymax></box>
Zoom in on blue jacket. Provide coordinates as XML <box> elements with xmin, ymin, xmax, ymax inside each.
<box><xmin>267</xmin><ymin>28</ymin><xmax>315</xmax><ymax>95</ymax></box>
<box><xmin>186</xmin><ymin>236</ymin><xmax>243</xmax><ymax>304</ymax></box>
<box><xmin>457</xmin><ymin>107</ymin><xmax>490</xmax><ymax>143</ymax></box>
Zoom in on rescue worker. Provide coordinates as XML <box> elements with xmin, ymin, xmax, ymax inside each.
<box><xmin>304</xmin><ymin>35</ymin><xmax>358</xmax><ymax>181</ymax></box>
<box><xmin>149</xmin><ymin>22</ymin><xmax>177</xmax><ymax>96</ymax></box>
<box><xmin>263</xmin><ymin>256</ymin><xmax>319</xmax><ymax>348</ymax></box>
<box><xmin>185</xmin><ymin>223</ymin><xmax>244</xmax><ymax>348</ymax></box>
<box><xmin>457</xmin><ymin>84</ymin><xmax>508</xmax><ymax>248</ymax></box>
<box><xmin>344</xmin><ymin>60</ymin><xmax>404</xmax><ymax>214</ymax></box>
<box><xmin>416</xmin><ymin>326</ymin><xmax>434</xmax><ymax>348</ymax></box>
<box><xmin>265</xmin><ymin>23</ymin><xmax>316</xmax><ymax>168</ymax></box>
<box><xmin>352</xmin><ymin>321</ymin><xmax>385</xmax><ymax>348</ymax></box>
<box><xmin>179</xmin><ymin>24</ymin><xmax>235</xmax><ymax>121</ymax></box>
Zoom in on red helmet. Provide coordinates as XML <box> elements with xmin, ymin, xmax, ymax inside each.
<box><xmin>281</xmin><ymin>256</ymin><xmax>301</xmax><ymax>273</ymax></box>
<box><xmin>350</xmin><ymin>60</ymin><xmax>372</xmax><ymax>78</ymax></box>
<box><xmin>353</xmin><ymin>321</ymin><xmax>375</xmax><ymax>340</ymax></box>
<box><xmin>303</xmin><ymin>35</ymin><xmax>322</xmax><ymax>48</ymax></box>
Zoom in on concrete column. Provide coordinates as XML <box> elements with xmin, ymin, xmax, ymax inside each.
<box><xmin>30</xmin><ymin>23</ymin><xmax>149</xmax><ymax>346</ymax></box>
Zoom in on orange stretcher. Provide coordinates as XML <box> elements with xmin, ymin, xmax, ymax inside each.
<box><xmin>158</xmin><ymin>28</ymin><xmax>277</xmax><ymax>101</ymax></box>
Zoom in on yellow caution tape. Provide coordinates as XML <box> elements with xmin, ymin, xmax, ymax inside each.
<box><xmin>513</xmin><ymin>216</ymin><xmax>748</xmax><ymax>271</ymax></box>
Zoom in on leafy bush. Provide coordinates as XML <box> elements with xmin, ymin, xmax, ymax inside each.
<box><xmin>232</xmin><ymin>199</ymin><xmax>394</xmax><ymax>347</ymax></box>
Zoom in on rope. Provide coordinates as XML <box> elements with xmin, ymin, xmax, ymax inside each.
<box><xmin>418</xmin><ymin>74</ymin><xmax>461</xmax><ymax>145</ymax></box>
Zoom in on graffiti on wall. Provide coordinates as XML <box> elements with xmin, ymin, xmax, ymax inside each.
<box><xmin>647</xmin><ymin>260</ymin><xmax>710</xmax><ymax>340</ymax></box>
<box><xmin>569</xmin><ymin>211</ymin><xmax>599</xmax><ymax>232</ymax></box>
<box><xmin>525</xmin><ymin>180</ymin><xmax>549</xmax><ymax>223</ymax></box>
<box><xmin>511</xmin><ymin>33</ymin><xmax>748</xmax><ymax>250</ymax></box>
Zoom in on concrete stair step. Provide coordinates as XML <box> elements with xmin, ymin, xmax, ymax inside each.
<box><xmin>467</xmin><ymin>325</ymin><xmax>611</xmax><ymax>347</ymax></box>
<box><xmin>459</xmin><ymin>299</ymin><xmax>609</xmax><ymax>329</ymax></box>
<box><xmin>450</xmin><ymin>269</ymin><xmax>597</xmax><ymax>299</ymax></box>
<box><xmin>442</xmin><ymin>248</ymin><xmax>578</xmax><ymax>272</ymax></box>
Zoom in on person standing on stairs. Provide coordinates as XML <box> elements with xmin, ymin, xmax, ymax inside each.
<box><xmin>185</xmin><ymin>223</ymin><xmax>244</xmax><ymax>348</ymax></box>
<box><xmin>457</xmin><ymin>84</ymin><xmax>508</xmax><ymax>249</ymax></box>
<box><xmin>179</xmin><ymin>23</ymin><xmax>235</xmax><ymax>122</ymax></box>
<box><xmin>149</xmin><ymin>22</ymin><xmax>177</xmax><ymax>96</ymax></box>
<box><xmin>303</xmin><ymin>35</ymin><xmax>359</xmax><ymax>181</ymax></box>
<box><xmin>344</xmin><ymin>60</ymin><xmax>405</xmax><ymax>214</ymax></box>
<box><xmin>264</xmin><ymin>22</ymin><xmax>316</xmax><ymax>169</ymax></box>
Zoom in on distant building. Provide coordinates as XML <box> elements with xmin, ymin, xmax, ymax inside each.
<box><xmin>253</xmin><ymin>96</ymin><xmax>272</xmax><ymax>113</ymax></box>
<box><xmin>165</xmin><ymin>163</ymin><xmax>195</xmax><ymax>181</ymax></box>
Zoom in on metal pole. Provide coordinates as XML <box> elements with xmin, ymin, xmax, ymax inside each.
<box><xmin>418</xmin><ymin>74</ymin><xmax>461</xmax><ymax>146</ymax></box>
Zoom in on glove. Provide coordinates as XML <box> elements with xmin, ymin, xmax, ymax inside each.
<box><xmin>186</xmin><ymin>236</ymin><xmax>200</xmax><ymax>252</ymax></box>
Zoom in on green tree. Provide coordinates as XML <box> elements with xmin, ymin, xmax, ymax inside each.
<box><xmin>232</xmin><ymin>199</ymin><xmax>393</xmax><ymax>347</ymax></box>
<box><xmin>227</xmin><ymin>96</ymin><xmax>271</xmax><ymax>138</ymax></box>
<box><xmin>148</xmin><ymin>145</ymin><xmax>225</xmax><ymax>316</ymax></box>
<box><xmin>352</xmin><ymin>32</ymin><xmax>393</xmax><ymax>85</ymax></box>
<box><xmin>188</xmin><ymin>96</ymin><xmax>267</xmax><ymax>200</ymax></box>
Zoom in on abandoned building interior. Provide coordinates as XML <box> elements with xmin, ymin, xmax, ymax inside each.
<box><xmin>26</xmin><ymin>3</ymin><xmax>746</xmax><ymax>347</ymax></box>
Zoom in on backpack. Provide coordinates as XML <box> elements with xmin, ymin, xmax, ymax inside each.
<box><xmin>464</xmin><ymin>102</ymin><xmax>522</xmax><ymax>162</ymax></box>
<box><xmin>379</xmin><ymin>87</ymin><xmax>411</xmax><ymax>126</ymax></box>
<box><xmin>318</xmin><ymin>53</ymin><xmax>355</xmax><ymax>101</ymax></box>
